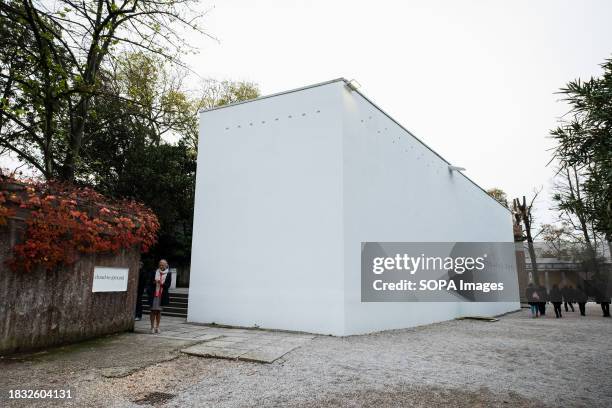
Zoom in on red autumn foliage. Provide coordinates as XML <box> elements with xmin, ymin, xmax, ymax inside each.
<box><xmin>0</xmin><ymin>176</ymin><xmax>159</xmax><ymax>272</ymax></box>
<box><xmin>0</xmin><ymin>193</ymin><xmax>15</xmax><ymax>226</ymax></box>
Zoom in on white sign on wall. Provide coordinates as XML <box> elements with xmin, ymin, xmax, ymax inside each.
<box><xmin>92</xmin><ymin>266</ymin><xmax>129</xmax><ymax>292</ymax></box>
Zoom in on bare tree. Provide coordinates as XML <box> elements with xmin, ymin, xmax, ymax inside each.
<box><xmin>513</xmin><ymin>187</ymin><xmax>543</xmax><ymax>285</ymax></box>
<box><xmin>539</xmin><ymin>223</ymin><xmax>577</xmax><ymax>260</ymax></box>
<box><xmin>552</xmin><ymin>165</ymin><xmax>600</xmax><ymax>272</ymax></box>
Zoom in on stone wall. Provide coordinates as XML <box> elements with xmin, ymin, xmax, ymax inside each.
<box><xmin>0</xmin><ymin>217</ymin><xmax>140</xmax><ymax>355</ymax></box>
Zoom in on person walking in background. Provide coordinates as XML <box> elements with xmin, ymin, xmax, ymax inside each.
<box><xmin>537</xmin><ymin>284</ymin><xmax>547</xmax><ymax>317</ymax></box>
<box><xmin>526</xmin><ymin>282</ymin><xmax>540</xmax><ymax>318</ymax></box>
<box><xmin>149</xmin><ymin>259</ymin><xmax>172</xmax><ymax>333</ymax></box>
<box><xmin>595</xmin><ymin>286</ymin><xmax>611</xmax><ymax>318</ymax></box>
<box><xmin>549</xmin><ymin>284</ymin><xmax>563</xmax><ymax>318</ymax></box>
<box><xmin>575</xmin><ymin>284</ymin><xmax>588</xmax><ymax>316</ymax></box>
<box><xmin>562</xmin><ymin>284</ymin><xmax>575</xmax><ymax>312</ymax></box>
<box><xmin>601</xmin><ymin>300</ymin><xmax>611</xmax><ymax>317</ymax></box>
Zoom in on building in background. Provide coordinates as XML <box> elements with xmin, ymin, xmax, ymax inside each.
<box><xmin>523</xmin><ymin>241</ymin><xmax>612</xmax><ymax>297</ymax></box>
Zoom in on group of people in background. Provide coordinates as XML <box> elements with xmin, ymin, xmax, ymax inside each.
<box><xmin>526</xmin><ymin>282</ymin><xmax>611</xmax><ymax>318</ymax></box>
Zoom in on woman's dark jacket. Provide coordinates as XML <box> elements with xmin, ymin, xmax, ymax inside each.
<box><xmin>537</xmin><ymin>286</ymin><xmax>548</xmax><ymax>303</ymax></box>
<box><xmin>549</xmin><ymin>287</ymin><xmax>562</xmax><ymax>303</ymax></box>
<box><xmin>574</xmin><ymin>287</ymin><xmax>588</xmax><ymax>303</ymax></box>
<box><xmin>562</xmin><ymin>287</ymin><xmax>574</xmax><ymax>303</ymax></box>
<box><xmin>526</xmin><ymin>286</ymin><xmax>538</xmax><ymax>304</ymax></box>
<box><xmin>146</xmin><ymin>271</ymin><xmax>172</xmax><ymax>307</ymax></box>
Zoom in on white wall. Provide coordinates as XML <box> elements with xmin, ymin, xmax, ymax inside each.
<box><xmin>188</xmin><ymin>83</ymin><xmax>346</xmax><ymax>335</ymax></box>
<box><xmin>341</xmin><ymin>85</ymin><xmax>520</xmax><ymax>335</ymax></box>
<box><xmin>189</xmin><ymin>79</ymin><xmax>520</xmax><ymax>336</ymax></box>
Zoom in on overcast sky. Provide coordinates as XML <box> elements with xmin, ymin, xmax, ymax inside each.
<box><xmin>181</xmin><ymin>0</ymin><xmax>612</xmax><ymax>226</ymax></box>
<box><xmin>3</xmin><ymin>0</ymin><xmax>612</xmax><ymax>227</ymax></box>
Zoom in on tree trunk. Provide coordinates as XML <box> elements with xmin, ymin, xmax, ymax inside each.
<box><xmin>567</xmin><ymin>167</ymin><xmax>599</xmax><ymax>274</ymax></box>
<box><xmin>61</xmin><ymin>96</ymin><xmax>90</xmax><ymax>181</ymax></box>
<box><xmin>523</xmin><ymin>214</ymin><xmax>540</xmax><ymax>286</ymax></box>
<box><xmin>515</xmin><ymin>196</ymin><xmax>539</xmax><ymax>285</ymax></box>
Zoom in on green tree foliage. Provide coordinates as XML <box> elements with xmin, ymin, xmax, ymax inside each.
<box><xmin>486</xmin><ymin>187</ymin><xmax>509</xmax><ymax>208</ymax></box>
<box><xmin>0</xmin><ymin>0</ymin><xmax>206</xmax><ymax>180</ymax></box>
<box><xmin>78</xmin><ymin>53</ymin><xmax>197</xmax><ymax>265</ymax></box>
<box><xmin>1</xmin><ymin>1</ymin><xmax>260</xmax><ymax>266</ymax></box>
<box><xmin>0</xmin><ymin>1</ymin><xmax>261</xmax><ymax>267</ymax></box>
<box><xmin>0</xmin><ymin>1</ymin><xmax>70</xmax><ymax>176</ymax></box>
<box><xmin>550</xmin><ymin>57</ymin><xmax>612</xmax><ymax>256</ymax></box>
<box><xmin>78</xmin><ymin>53</ymin><xmax>259</xmax><ymax>267</ymax></box>
<box><xmin>183</xmin><ymin>79</ymin><xmax>260</xmax><ymax>151</ymax></box>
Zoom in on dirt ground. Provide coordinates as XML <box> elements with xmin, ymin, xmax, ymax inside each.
<box><xmin>2</xmin><ymin>304</ymin><xmax>611</xmax><ymax>407</ymax></box>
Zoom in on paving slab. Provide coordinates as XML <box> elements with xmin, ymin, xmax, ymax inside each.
<box><xmin>180</xmin><ymin>333</ymin><xmax>314</xmax><ymax>363</ymax></box>
<box><xmin>193</xmin><ymin>334</ymin><xmax>222</xmax><ymax>341</ymax></box>
<box><xmin>181</xmin><ymin>344</ymin><xmax>246</xmax><ymax>359</ymax></box>
<box><xmin>237</xmin><ymin>345</ymin><xmax>300</xmax><ymax>363</ymax></box>
<box><xmin>158</xmin><ymin>334</ymin><xmax>223</xmax><ymax>342</ymax></box>
<box><xmin>134</xmin><ymin>316</ymin><xmax>315</xmax><ymax>363</ymax></box>
<box><xmin>202</xmin><ymin>340</ymin><xmax>243</xmax><ymax>348</ymax></box>
<box><xmin>220</xmin><ymin>335</ymin><xmax>251</xmax><ymax>341</ymax></box>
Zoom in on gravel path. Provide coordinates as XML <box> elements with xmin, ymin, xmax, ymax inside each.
<box><xmin>162</xmin><ymin>305</ymin><xmax>611</xmax><ymax>408</ymax></box>
<box><xmin>4</xmin><ymin>304</ymin><xmax>612</xmax><ymax>407</ymax></box>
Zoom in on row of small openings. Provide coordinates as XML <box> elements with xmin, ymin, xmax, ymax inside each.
<box><xmin>405</xmin><ymin>147</ymin><xmax>446</xmax><ymax>175</ymax></box>
<box><xmin>391</xmin><ymin>141</ymin><xmax>446</xmax><ymax>175</ymax></box>
<box><xmin>360</xmin><ymin>116</ymin><xmax>427</xmax><ymax>162</ymax></box>
<box><xmin>361</xmin><ymin>115</ymin><xmax>397</xmax><ymax>143</ymax></box>
<box><xmin>360</xmin><ymin>114</ymin><xmax>431</xmax><ymax>161</ymax></box>
<box><xmin>225</xmin><ymin>109</ymin><xmax>322</xmax><ymax>130</ymax></box>
<box><xmin>366</xmin><ymin>121</ymin><xmax>445</xmax><ymax>174</ymax></box>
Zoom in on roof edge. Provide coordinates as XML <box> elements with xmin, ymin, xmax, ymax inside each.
<box><xmin>198</xmin><ymin>78</ymin><xmax>349</xmax><ymax>114</ymax></box>
<box><xmin>199</xmin><ymin>77</ymin><xmax>511</xmax><ymax>214</ymax></box>
<box><xmin>346</xmin><ymin>86</ymin><xmax>512</xmax><ymax>214</ymax></box>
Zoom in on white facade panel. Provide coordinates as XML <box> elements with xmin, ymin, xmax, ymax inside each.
<box><xmin>340</xmin><ymin>88</ymin><xmax>520</xmax><ymax>334</ymax></box>
<box><xmin>188</xmin><ymin>83</ymin><xmax>346</xmax><ymax>335</ymax></box>
<box><xmin>189</xmin><ymin>79</ymin><xmax>520</xmax><ymax>336</ymax></box>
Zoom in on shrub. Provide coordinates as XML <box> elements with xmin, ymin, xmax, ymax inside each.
<box><xmin>0</xmin><ymin>176</ymin><xmax>159</xmax><ymax>272</ymax></box>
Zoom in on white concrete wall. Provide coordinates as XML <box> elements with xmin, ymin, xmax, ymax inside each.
<box><xmin>188</xmin><ymin>83</ymin><xmax>346</xmax><ymax>335</ymax></box>
<box><xmin>189</xmin><ymin>79</ymin><xmax>520</xmax><ymax>336</ymax></box>
<box><xmin>340</xmin><ymin>85</ymin><xmax>520</xmax><ymax>335</ymax></box>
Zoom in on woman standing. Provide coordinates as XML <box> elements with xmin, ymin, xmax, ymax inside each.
<box><xmin>149</xmin><ymin>259</ymin><xmax>171</xmax><ymax>333</ymax></box>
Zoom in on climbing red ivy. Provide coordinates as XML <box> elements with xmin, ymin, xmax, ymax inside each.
<box><xmin>0</xmin><ymin>176</ymin><xmax>159</xmax><ymax>272</ymax></box>
<box><xmin>0</xmin><ymin>192</ymin><xmax>15</xmax><ymax>225</ymax></box>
